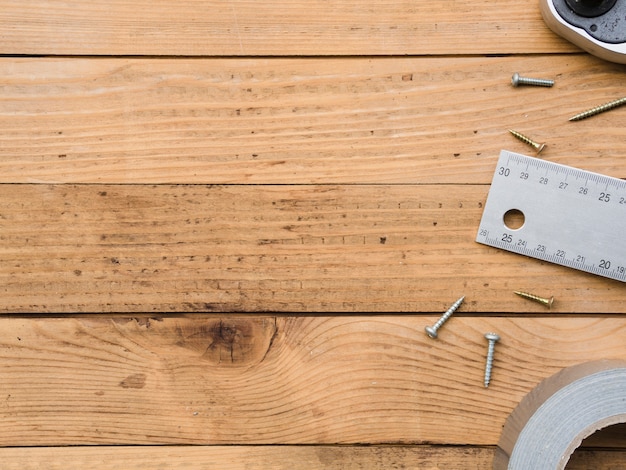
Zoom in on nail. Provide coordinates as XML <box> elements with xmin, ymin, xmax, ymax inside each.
<box><xmin>483</xmin><ymin>332</ymin><xmax>500</xmax><ymax>388</ymax></box>
<box><xmin>514</xmin><ymin>291</ymin><xmax>554</xmax><ymax>309</ymax></box>
<box><xmin>508</xmin><ymin>129</ymin><xmax>546</xmax><ymax>154</ymax></box>
<box><xmin>511</xmin><ymin>73</ymin><xmax>554</xmax><ymax>88</ymax></box>
<box><xmin>569</xmin><ymin>96</ymin><xmax>626</xmax><ymax>121</ymax></box>
<box><xmin>425</xmin><ymin>296</ymin><xmax>465</xmax><ymax>339</ymax></box>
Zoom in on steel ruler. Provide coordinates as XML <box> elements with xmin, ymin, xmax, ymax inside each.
<box><xmin>476</xmin><ymin>150</ymin><xmax>626</xmax><ymax>283</ymax></box>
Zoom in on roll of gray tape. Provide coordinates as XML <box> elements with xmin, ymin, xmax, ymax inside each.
<box><xmin>494</xmin><ymin>359</ymin><xmax>626</xmax><ymax>469</ymax></box>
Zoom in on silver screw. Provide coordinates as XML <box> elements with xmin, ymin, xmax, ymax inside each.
<box><xmin>508</xmin><ymin>129</ymin><xmax>546</xmax><ymax>154</ymax></box>
<box><xmin>425</xmin><ymin>296</ymin><xmax>464</xmax><ymax>339</ymax></box>
<box><xmin>569</xmin><ymin>96</ymin><xmax>626</xmax><ymax>121</ymax></box>
<box><xmin>483</xmin><ymin>332</ymin><xmax>500</xmax><ymax>388</ymax></box>
<box><xmin>511</xmin><ymin>72</ymin><xmax>554</xmax><ymax>88</ymax></box>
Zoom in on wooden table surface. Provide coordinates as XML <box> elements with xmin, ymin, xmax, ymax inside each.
<box><xmin>1</xmin><ymin>1</ymin><xmax>626</xmax><ymax>468</ymax></box>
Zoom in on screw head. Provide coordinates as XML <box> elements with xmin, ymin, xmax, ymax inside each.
<box><xmin>511</xmin><ymin>73</ymin><xmax>520</xmax><ymax>87</ymax></box>
<box><xmin>484</xmin><ymin>332</ymin><xmax>500</xmax><ymax>342</ymax></box>
<box><xmin>425</xmin><ymin>326</ymin><xmax>438</xmax><ymax>339</ymax></box>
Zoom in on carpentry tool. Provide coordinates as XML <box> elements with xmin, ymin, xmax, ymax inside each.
<box><xmin>476</xmin><ymin>150</ymin><xmax>626</xmax><ymax>283</ymax></box>
<box><xmin>539</xmin><ymin>0</ymin><xmax>626</xmax><ymax>64</ymax></box>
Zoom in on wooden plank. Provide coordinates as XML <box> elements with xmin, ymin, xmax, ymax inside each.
<box><xmin>1</xmin><ymin>315</ymin><xmax>626</xmax><ymax>446</ymax></box>
<box><xmin>0</xmin><ymin>445</ymin><xmax>624</xmax><ymax>469</ymax></box>
<box><xmin>0</xmin><ymin>0</ymin><xmax>578</xmax><ymax>56</ymax></box>
<box><xmin>582</xmin><ymin>423</ymin><xmax>626</xmax><ymax>448</ymax></box>
<box><xmin>1</xmin><ymin>55</ymin><xmax>625</xmax><ymax>185</ymax></box>
<box><xmin>0</xmin><ymin>184</ymin><xmax>624</xmax><ymax>313</ymax></box>
<box><xmin>0</xmin><ymin>446</ymin><xmax>494</xmax><ymax>470</ymax></box>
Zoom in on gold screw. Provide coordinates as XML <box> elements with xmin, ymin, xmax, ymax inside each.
<box><xmin>514</xmin><ymin>291</ymin><xmax>554</xmax><ymax>309</ymax></box>
<box><xmin>508</xmin><ymin>129</ymin><xmax>546</xmax><ymax>154</ymax></box>
<box><xmin>570</xmin><ymin>96</ymin><xmax>626</xmax><ymax>121</ymax></box>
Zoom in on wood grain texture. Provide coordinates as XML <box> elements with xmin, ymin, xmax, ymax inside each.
<box><xmin>0</xmin><ymin>0</ymin><xmax>578</xmax><ymax>56</ymax></box>
<box><xmin>3</xmin><ymin>0</ymin><xmax>626</xmax><ymax>465</ymax></box>
<box><xmin>1</xmin><ymin>56</ymin><xmax>625</xmax><ymax>185</ymax></box>
<box><xmin>0</xmin><ymin>445</ymin><xmax>623</xmax><ymax>469</ymax></box>
<box><xmin>1</xmin><ymin>184</ymin><xmax>624</xmax><ymax>313</ymax></box>
<box><xmin>1</xmin><ymin>315</ymin><xmax>626</xmax><ymax>446</ymax></box>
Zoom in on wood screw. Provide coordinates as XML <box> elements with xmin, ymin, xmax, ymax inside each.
<box><xmin>483</xmin><ymin>332</ymin><xmax>500</xmax><ymax>388</ymax></box>
<box><xmin>508</xmin><ymin>129</ymin><xmax>546</xmax><ymax>154</ymax></box>
<box><xmin>569</xmin><ymin>96</ymin><xmax>626</xmax><ymax>121</ymax></box>
<box><xmin>424</xmin><ymin>296</ymin><xmax>464</xmax><ymax>339</ymax></box>
<box><xmin>514</xmin><ymin>291</ymin><xmax>554</xmax><ymax>309</ymax></box>
<box><xmin>511</xmin><ymin>72</ymin><xmax>554</xmax><ymax>88</ymax></box>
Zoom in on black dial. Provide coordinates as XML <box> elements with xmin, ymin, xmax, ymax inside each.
<box><xmin>564</xmin><ymin>0</ymin><xmax>618</xmax><ymax>17</ymax></box>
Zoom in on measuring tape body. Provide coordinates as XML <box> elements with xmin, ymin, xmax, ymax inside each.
<box><xmin>477</xmin><ymin>150</ymin><xmax>626</xmax><ymax>283</ymax></box>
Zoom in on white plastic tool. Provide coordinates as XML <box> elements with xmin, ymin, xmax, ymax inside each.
<box><xmin>540</xmin><ymin>0</ymin><xmax>626</xmax><ymax>64</ymax></box>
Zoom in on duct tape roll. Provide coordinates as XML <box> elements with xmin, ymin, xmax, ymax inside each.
<box><xmin>494</xmin><ymin>358</ymin><xmax>626</xmax><ymax>469</ymax></box>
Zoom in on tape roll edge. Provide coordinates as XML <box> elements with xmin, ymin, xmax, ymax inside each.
<box><xmin>494</xmin><ymin>358</ymin><xmax>626</xmax><ymax>469</ymax></box>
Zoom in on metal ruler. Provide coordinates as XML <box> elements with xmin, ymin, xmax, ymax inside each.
<box><xmin>476</xmin><ymin>150</ymin><xmax>626</xmax><ymax>283</ymax></box>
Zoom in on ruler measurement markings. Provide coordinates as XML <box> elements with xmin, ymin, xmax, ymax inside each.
<box><xmin>477</xmin><ymin>150</ymin><xmax>626</xmax><ymax>283</ymax></box>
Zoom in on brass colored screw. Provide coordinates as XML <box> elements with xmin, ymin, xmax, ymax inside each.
<box><xmin>508</xmin><ymin>129</ymin><xmax>546</xmax><ymax>154</ymax></box>
<box><xmin>514</xmin><ymin>291</ymin><xmax>554</xmax><ymax>309</ymax></box>
<box><xmin>425</xmin><ymin>296</ymin><xmax>465</xmax><ymax>339</ymax></box>
<box><xmin>483</xmin><ymin>332</ymin><xmax>500</xmax><ymax>388</ymax></box>
<box><xmin>511</xmin><ymin>73</ymin><xmax>554</xmax><ymax>88</ymax></box>
<box><xmin>569</xmin><ymin>96</ymin><xmax>626</xmax><ymax>121</ymax></box>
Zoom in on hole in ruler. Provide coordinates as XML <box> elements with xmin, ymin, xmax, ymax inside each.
<box><xmin>503</xmin><ymin>209</ymin><xmax>525</xmax><ymax>230</ymax></box>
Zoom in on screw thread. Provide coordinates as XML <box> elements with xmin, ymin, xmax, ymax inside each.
<box><xmin>484</xmin><ymin>341</ymin><xmax>496</xmax><ymax>388</ymax></box>
<box><xmin>483</xmin><ymin>333</ymin><xmax>500</xmax><ymax>388</ymax></box>
<box><xmin>569</xmin><ymin>97</ymin><xmax>626</xmax><ymax>121</ymax></box>
<box><xmin>519</xmin><ymin>77</ymin><xmax>554</xmax><ymax>87</ymax></box>
<box><xmin>514</xmin><ymin>291</ymin><xmax>553</xmax><ymax>309</ymax></box>
<box><xmin>431</xmin><ymin>296</ymin><xmax>464</xmax><ymax>330</ymax></box>
<box><xmin>511</xmin><ymin>73</ymin><xmax>554</xmax><ymax>88</ymax></box>
<box><xmin>508</xmin><ymin>129</ymin><xmax>546</xmax><ymax>154</ymax></box>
